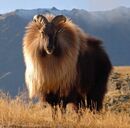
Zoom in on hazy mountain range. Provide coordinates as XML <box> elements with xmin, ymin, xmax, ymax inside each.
<box><xmin>0</xmin><ymin>6</ymin><xmax>130</xmax><ymax>96</ymax></box>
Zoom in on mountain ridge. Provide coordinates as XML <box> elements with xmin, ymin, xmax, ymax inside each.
<box><xmin>0</xmin><ymin>7</ymin><xmax>130</xmax><ymax>96</ymax></box>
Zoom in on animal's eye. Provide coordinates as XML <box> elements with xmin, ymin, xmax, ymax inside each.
<box><xmin>41</xmin><ymin>31</ymin><xmax>44</xmax><ymax>34</ymax></box>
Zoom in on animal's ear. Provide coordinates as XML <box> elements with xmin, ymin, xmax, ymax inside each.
<box><xmin>33</xmin><ymin>15</ymin><xmax>48</xmax><ymax>25</ymax></box>
<box><xmin>52</xmin><ymin>15</ymin><xmax>66</xmax><ymax>25</ymax></box>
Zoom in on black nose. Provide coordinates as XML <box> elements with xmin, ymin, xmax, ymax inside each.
<box><xmin>47</xmin><ymin>44</ymin><xmax>53</xmax><ymax>51</ymax></box>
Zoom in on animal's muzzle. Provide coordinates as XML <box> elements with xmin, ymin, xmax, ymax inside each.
<box><xmin>46</xmin><ymin>44</ymin><xmax>55</xmax><ymax>55</ymax></box>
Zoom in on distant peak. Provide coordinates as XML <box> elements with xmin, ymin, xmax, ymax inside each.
<box><xmin>114</xmin><ymin>6</ymin><xmax>129</xmax><ymax>11</ymax></box>
<box><xmin>15</xmin><ymin>9</ymin><xmax>25</xmax><ymax>12</ymax></box>
<box><xmin>51</xmin><ymin>7</ymin><xmax>58</xmax><ymax>11</ymax></box>
<box><xmin>72</xmin><ymin>8</ymin><xmax>78</xmax><ymax>11</ymax></box>
<box><xmin>118</xmin><ymin>6</ymin><xmax>127</xmax><ymax>9</ymax></box>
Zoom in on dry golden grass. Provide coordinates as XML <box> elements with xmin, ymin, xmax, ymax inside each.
<box><xmin>0</xmin><ymin>66</ymin><xmax>130</xmax><ymax>128</ymax></box>
<box><xmin>0</xmin><ymin>91</ymin><xmax>130</xmax><ymax>128</ymax></box>
<box><xmin>114</xmin><ymin>66</ymin><xmax>130</xmax><ymax>75</ymax></box>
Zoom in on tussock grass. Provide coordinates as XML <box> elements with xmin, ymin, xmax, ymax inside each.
<box><xmin>0</xmin><ymin>91</ymin><xmax>130</xmax><ymax>128</ymax></box>
<box><xmin>1</xmin><ymin>67</ymin><xmax>130</xmax><ymax>127</ymax></box>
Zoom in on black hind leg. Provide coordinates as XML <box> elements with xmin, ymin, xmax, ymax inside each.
<box><xmin>87</xmin><ymin>85</ymin><xmax>107</xmax><ymax>111</ymax></box>
<box><xmin>87</xmin><ymin>93</ymin><xmax>103</xmax><ymax>111</ymax></box>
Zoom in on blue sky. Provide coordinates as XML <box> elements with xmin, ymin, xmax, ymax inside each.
<box><xmin>0</xmin><ymin>0</ymin><xmax>130</xmax><ymax>14</ymax></box>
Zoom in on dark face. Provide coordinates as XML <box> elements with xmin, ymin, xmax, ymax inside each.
<box><xmin>33</xmin><ymin>14</ymin><xmax>66</xmax><ymax>55</ymax></box>
<box><xmin>44</xmin><ymin>23</ymin><xmax>58</xmax><ymax>55</ymax></box>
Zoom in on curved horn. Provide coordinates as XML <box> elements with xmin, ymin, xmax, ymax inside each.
<box><xmin>52</xmin><ymin>15</ymin><xmax>66</xmax><ymax>25</ymax></box>
<box><xmin>33</xmin><ymin>15</ymin><xmax>48</xmax><ymax>25</ymax></box>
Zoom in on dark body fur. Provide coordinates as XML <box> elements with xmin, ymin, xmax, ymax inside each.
<box><xmin>43</xmin><ymin>37</ymin><xmax>112</xmax><ymax>111</ymax></box>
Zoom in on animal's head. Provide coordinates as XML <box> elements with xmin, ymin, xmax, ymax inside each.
<box><xmin>33</xmin><ymin>14</ymin><xmax>67</xmax><ymax>55</ymax></box>
<box><xmin>23</xmin><ymin>14</ymin><xmax>80</xmax><ymax>59</ymax></box>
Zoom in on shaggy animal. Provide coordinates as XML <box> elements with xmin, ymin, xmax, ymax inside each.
<box><xmin>23</xmin><ymin>14</ymin><xmax>112</xmax><ymax>111</ymax></box>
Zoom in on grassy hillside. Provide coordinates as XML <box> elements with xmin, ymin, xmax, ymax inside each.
<box><xmin>114</xmin><ymin>66</ymin><xmax>130</xmax><ymax>74</ymax></box>
<box><xmin>0</xmin><ymin>67</ymin><xmax>130</xmax><ymax>128</ymax></box>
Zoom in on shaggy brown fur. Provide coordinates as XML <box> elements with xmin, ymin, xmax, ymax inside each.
<box><xmin>23</xmin><ymin>14</ymin><xmax>112</xmax><ymax>111</ymax></box>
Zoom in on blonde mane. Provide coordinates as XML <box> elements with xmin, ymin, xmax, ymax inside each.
<box><xmin>23</xmin><ymin>14</ymin><xmax>83</xmax><ymax>98</ymax></box>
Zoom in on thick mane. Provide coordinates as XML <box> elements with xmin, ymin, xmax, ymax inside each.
<box><xmin>23</xmin><ymin>14</ymin><xmax>82</xmax><ymax>98</ymax></box>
